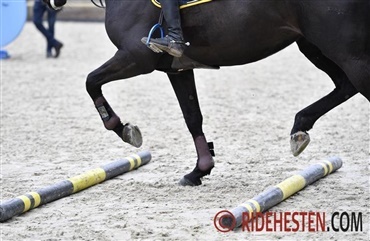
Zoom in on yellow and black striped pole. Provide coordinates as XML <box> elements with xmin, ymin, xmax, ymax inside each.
<box><xmin>0</xmin><ymin>151</ymin><xmax>151</xmax><ymax>222</ymax></box>
<box><xmin>222</xmin><ymin>157</ymin><xmax>342</xmax><ymax>228</ymax></box>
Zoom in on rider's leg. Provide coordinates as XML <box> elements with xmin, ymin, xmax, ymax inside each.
<box><xmin>144</xmin><ymin>0</ymin><xmax>187</xmax><ymax>57</ymax></box>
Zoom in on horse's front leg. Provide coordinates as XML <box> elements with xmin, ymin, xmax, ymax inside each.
<box><xmin>168</xmin><ymin>70</ymin><xmax>215</xmax><ymax>186</ymax></box>
<box><xmin>86</xmin><ymin>50</ymin><xmax>155</xmax><ymax>147</ymax></box>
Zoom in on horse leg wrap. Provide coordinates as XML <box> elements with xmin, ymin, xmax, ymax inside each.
<box><xmin>179</xmin><ymin>136</ymin><xmax>215</xmax><ymax>186</ymax></box>
<box><xmin>94</xmin><ymin>97</ymin><xmax>142</xmax><ymax>147</ymax></box>
<box><xmin>94</xmin><ymin>96</ymin><xmax>120</xmax><ymax>130</ymax></box>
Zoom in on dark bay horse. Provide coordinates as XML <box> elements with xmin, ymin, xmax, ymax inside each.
<box><xmin>45</xmin><ymin>0</ymin><xmax>370</xmax><ymax>186</ymax></box>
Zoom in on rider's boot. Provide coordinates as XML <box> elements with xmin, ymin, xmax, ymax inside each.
<box><xmin>143</xmin><ymin>0</ymin><xmax>187</xmax><ymax>57</ymax></box>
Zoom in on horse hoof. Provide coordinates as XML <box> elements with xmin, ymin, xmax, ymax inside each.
<box><xmin>290</xmin><ymin>131</ymin><xmax>310</xmax><ymax>156</ymax></box>
<box><xmin>178</xmin><ymin>164</ymin><xmax>214</xmax><ymax>186</ymax></box>
<box><xmin>122</xmin><ymin>123</ymin><xmax>143</xmax><ymax>148</ymax></box>
<box><xmin>178</xmin><ymin>177</ymin><xmax>199</xmax><ymax>186</ymax></box>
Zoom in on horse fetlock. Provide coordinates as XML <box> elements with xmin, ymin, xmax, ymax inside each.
<box><xmin>198</xmin><ymin>157</ymin><xmax>214</xmax><ymax>172</ymax></box>
<box><xmin>94</xmin><ymin>97</ymin><xmax>122</xmax><ymax>130</ymax></box>
<box><xmin>290</xmin><ymin>131</ymin><xmax>310</xmax><ymax>156</ymax></box>
<box><xmin>122</xmin><ymin>123</ymin><xmax>143</xmax><ymax>148</ymax></box>
<box><xmin>104</xmin><ymin>115</ymin><xmax>121</xmax><ymax>130</ymax></box>
<box><xmin>95</xmin><ymin>105</ymin><xmax>120</xmax><ymax>130</ymax></box>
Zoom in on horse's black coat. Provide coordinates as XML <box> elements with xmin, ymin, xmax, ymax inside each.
<box><xmin>45</xmin><ymin>0</ymin><xmax>369</xmax><ymax>186</ymax></box>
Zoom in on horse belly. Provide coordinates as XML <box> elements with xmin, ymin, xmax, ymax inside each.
<box><xmin>181</xmin><ymin>0</ymin><xmax>301</xmax><ymax>66</ymax></box>
<box><xmin>186</xmin><ymin>32</ymin><xmax>299</xmax><ymax>66</ymax></box>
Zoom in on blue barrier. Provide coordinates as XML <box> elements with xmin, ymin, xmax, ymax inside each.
<box><xmin>0</xmin><ymin>0</ymin><xmax>27</xmax><ymax>59</ymax></box>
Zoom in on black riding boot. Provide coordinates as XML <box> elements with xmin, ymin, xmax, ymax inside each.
<box><xmin>143</xmin><ymin>0</ymin><xmax>187</xmax><ymax>57</ymax></box>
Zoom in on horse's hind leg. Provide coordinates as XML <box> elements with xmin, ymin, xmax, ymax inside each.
<box><xmin>291</xmin><ymin>38</ymin><xmax>358</xmax><ymax>156</ymax></box>
<box><xmin>168</xmin><ymin>70</ymin><xmax>214</xmax><ymax>186</ymax></box>
<box><xmin>86</xmin><ymin>50</ymin><xmax>155</xmax><ymax>147</ymax></box>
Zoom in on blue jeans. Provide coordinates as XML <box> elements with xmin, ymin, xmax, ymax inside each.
<box><xmin>33</xmin><ymin>0</ymin><xmax>57</xmax><ymax>53</ymax></box>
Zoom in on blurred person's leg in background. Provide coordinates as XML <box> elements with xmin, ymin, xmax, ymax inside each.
<box><xmin>33</xmin><ymin>0</ymin><xmax>63</xmax><ymax>58</ymax></box>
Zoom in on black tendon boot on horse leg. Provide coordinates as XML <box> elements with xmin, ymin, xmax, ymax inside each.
<box><xmin>179</xmin><ymin>136</ymin><xmax>215</xmax><ymax>186</ymax></box>
<box><xmin>94</xmin><ymin>96</ymin><xmax>143</xmax><ymax>148</ymax></box>
<box><xmin>141</xmin><ymin>0</ymin><xmax>187</xmax><ymax>58</ymax></box>
<box><xmin>168</xmin><ymin>70</ymin><xmax>214</xmax><ymax>186</ymax></box>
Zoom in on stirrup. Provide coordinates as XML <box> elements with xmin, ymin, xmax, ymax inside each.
<box><xmin>145</xmin><ymin>23</ymin><xmax>165</xmax><ymax>46</ymax></box>
<box><xmin>145</xmin><ymin>10</ymin><xmax>165</xmax><ymax>48</ymax></box>
<box><xmin>143</xmin><ymin>23</ymin><xmax>166</xmax><ymax>53</ymax></box>
<box><xmin>143</xmin><ymin>11</ymin><xmax>189</xmax><ymax>55</ymax></box>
